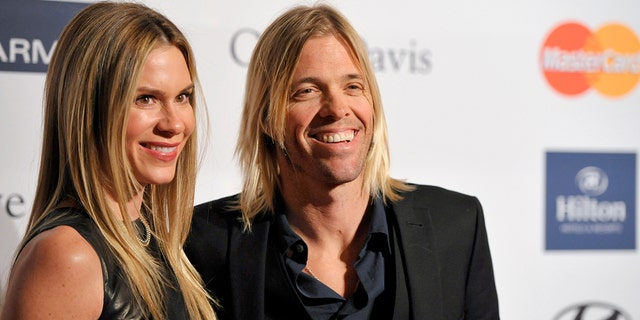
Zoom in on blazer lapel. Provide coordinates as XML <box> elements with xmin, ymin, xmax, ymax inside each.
<box><xmin>264</xmin><ymin>225</ymin><xmax>311</xmax><ymax>319</ymax></box>
<box><xmin>228</xmin><ymin>219</ymin><xmax>310</xmax><ymax>320</ymax></box>
<box><xmin>391</xmin><ymin>195</ymin><xmax>445</xmax><ymax>320</ymax></box>
<box><xmin>390</xmin><ymin>222</ymin><xmax>409</xmax><ymax>320</ymax></box>
<box><xmin>228</xmin><ymin>222</ymin><xmax>270</xmax><ymax>320</ymax></box>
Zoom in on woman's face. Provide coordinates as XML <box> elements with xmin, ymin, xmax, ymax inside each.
<box><xmin>125</xmin><ymin>45</ymin><xmax>195</xmax><ymax>185</ymax></box>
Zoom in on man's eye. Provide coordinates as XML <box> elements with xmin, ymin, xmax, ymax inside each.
<box><xmin>347</xmin><ymin>83</ymin><xmax>363</xmax><ymax>91</ymax></box>
<box><xmin>292</xmin><ymin>88</ymin><xmax>316</xmax><ymax>100</ymax></box>
<box><xmin>294</xmin><ymin>88</ymin><xmax>311</xmax><ymax>96</ymax></box>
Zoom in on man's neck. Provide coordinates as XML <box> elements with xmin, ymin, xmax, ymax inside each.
<box><xmin>282</xmin><ymin>178</ymin><xmax>370</xmax><ymax>240</ymax></box>
<box><xmin>281</xmin><ymin>180</ymin><xmax>371</xmax><ymax>298</ymax></box>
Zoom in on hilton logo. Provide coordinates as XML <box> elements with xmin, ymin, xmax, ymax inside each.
<box><xmin>554</xmin><ymin>302</ymin><xmax>631</xmax><ymax>320</ymax></box>
<box><xmin>575</xmin><ymin>166</ymin><xmax>608</xmax><ymax>196</ymax></box>
<box><xmin>545</xmin><ymin>152</ymin><xmax>636</xmax><ymax>250</ymax></box>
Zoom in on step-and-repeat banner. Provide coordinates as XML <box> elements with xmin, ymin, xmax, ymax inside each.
<box><xmin>1</xmin><ymin>0</ymin><xmax>638</xmax><ymax>318</ymax></box>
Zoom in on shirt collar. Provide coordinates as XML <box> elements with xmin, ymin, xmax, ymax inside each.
<box><xmin>274</xmin><ymin>195</ymin><xmax>391</xmax><ymax>259</ymax></box>
<box><xmin>368</xmin><ymin>196</ymin><xmax>392</xmax><ymax>256</ymax></box>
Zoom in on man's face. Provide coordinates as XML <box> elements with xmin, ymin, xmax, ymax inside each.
<box><xmin>279</xmin><ymin>34</ymin><xmax>373</xmax><ymax>188</ymax></box>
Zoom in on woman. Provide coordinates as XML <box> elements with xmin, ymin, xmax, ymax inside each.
<box><xmin>1</xmin><ymin>2</ymin><xmax>216</xmax><ymax>319</ymax></box>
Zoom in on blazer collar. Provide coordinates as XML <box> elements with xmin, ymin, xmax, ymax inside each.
<box><xmin>228</xmin><ymin>218</ymin><xmax>270</xmax><ymax>320</ymax></box>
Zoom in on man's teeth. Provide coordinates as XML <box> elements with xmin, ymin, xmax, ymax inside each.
<box><xmin>149</xmin><ymin>145</ymin><xmax>176</xmax><ymax>153</ymax></box>
<box><xmin>321</xmin><ymin>131</ymin><xmax>354</xmax><ymax>143</ymax></box>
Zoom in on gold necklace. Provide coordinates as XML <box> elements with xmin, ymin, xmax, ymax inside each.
<box><xmin>136</xmin><ymin>213</ymin><xmax>151</xmax><ymax>247</ymax></box>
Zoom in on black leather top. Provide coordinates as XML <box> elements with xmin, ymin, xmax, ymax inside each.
<box><xmin>24</xmin><ymin>207</ymin><xmax>188</xmax><ymax>319</ymax></box>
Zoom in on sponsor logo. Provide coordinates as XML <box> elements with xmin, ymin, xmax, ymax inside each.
<box><xmin>230</xmin><ymin>28</ymin><xmax>433</xmax><ymax>74</ymax></box>
<box><xmin>540</xmin><ymin>21</ymin><xmax>640</xmax><ymax>97</ymax></box>
<box><xmin>575</xmin><ymin>166</ymin><xmax>608</xmax><ymax>196</ymax></box>
<box><xmin>0</xmin><ymin>0</ymin><xmax>89</xmax><ymax>73</ymax></box>
<box><xmin>0</xmin><ymin>192</ymin><xmax>27</xmax><ymax>218</ymax></box>
<box><xmin>553</xmin><ymin>301</ymin><xmax>631</xmax><ymax>320</ymax></box>
<box><xmin>546</xmin><ymin>152</ymin><xmax>636</xmax><ymax>250</ymax></box>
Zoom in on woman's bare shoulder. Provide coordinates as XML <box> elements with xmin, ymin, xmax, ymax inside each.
<box><xmin>1</xmin><ymin>225</ymin><xmax>103</xmax><ymax>319</ymax></box>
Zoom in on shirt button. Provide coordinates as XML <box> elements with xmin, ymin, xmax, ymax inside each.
<box><xmin>294</xmin><ymin>243</ymin><xmax>305</xmax><ymax>253</ymax></box>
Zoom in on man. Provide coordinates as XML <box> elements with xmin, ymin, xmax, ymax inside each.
<box><xmin>186</xmin><ymin>4</ymin><xmax>499</xmax><ymax>319</ymax></box>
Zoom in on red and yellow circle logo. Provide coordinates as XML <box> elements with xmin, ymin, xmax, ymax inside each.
<box><xmin>540</xmin><ymin>21</ymin><xmax>640</xmax><ymax>97</ymax></box>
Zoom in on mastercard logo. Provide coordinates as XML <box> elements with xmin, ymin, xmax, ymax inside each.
<box><xmin>540</xmin><ymin>22</ymin><xmax>640</xmax><ymax>97</ymax></box>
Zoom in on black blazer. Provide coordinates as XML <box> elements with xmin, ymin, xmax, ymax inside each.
<box><xmin>185</xmin><ymin>184</ymin><xmax>500</xmax><ymax>320</ymax></box>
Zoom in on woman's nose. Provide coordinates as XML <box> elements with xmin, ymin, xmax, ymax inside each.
<box><xmin>156</xmin><ymin>105</ymin><xmax>185</xmax><ymax>135</ymax></box>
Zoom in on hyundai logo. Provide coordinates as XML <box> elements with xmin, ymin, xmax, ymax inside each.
<box><xmin>554</xmin><ymin>302</ymin><xmax>631</xmax><ymax>320</ymax></box>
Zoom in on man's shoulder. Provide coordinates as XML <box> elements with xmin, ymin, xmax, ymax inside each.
<box><xmin>400</xmin><ymin>183</ymin><xmax>477</xmax><ymax>203</ymax></box>
<box><xmin>392</xmin><ymin>183</ymin><xmax>484</xmax><ymax>233</ymax></box>
<box><xmin>194</xmin><ymin>194</ymin><xmax>240</xmax><ymax>213</ymax></box>
<box><xmin>192</xmin><ymin>194</ymin><xmax>243</xmax><ymax>227</ymax></box>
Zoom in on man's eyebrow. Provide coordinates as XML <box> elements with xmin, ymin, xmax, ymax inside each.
<box><xmin>344</xmin><ymin>73</ymin><xmax>363</xmax><ymax>80</ymax></box>
<box><xmin>291</xmin><ymin>74</ymin><xmax>363</xmax><ymax>87</ymax></box>
<box><xmin>291</xmin><ymin>77</ymin><xmax>319</xmax><ymax>87</ymax></box>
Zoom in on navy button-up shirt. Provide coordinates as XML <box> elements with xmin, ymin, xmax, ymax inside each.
<box><xmin>274</xmin><ymin>197</ymin><xmax>391</xmax><ymax>319</ymax></box>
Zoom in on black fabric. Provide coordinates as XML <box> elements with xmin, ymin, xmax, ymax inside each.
<box><xmin>25</xmin><ymin>208</ymin><xmax>188</xmax><ymax>319</ymax></box>
<box><xmin>185</xmin><ymin>184</ymin><xmax>500</xmax><ymax>320</ymax></box>
<box><xmin>264</xmin><ymin>226</ymin><xmax>312</xmax><ymax>320</ymax></box>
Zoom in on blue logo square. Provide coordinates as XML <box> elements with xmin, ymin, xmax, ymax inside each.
<box><xmin>0</xmin><ymin>1</ymin><xmax>87</xmax><ymax>73</ymax></box>
<box><xmin>546</xmin><ymin>152</ymin><xmax>636</xmax><ymax>250</ymax></box>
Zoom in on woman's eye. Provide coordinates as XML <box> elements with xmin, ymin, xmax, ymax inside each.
<box><xmin>136</xmin><ymin>95</ymin><xmax>155</xmax><ymax>105</ymax></box>
<box><xmin>177</xmin><ymin>92</ymin><xmax>191</xmax><ymax>103</ymax></box>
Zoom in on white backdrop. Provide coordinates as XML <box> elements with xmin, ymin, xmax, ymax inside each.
<box><xmin>1</xmin><ymin>0</ymin><xmax>639</xmax><ymax>318</ymax></box>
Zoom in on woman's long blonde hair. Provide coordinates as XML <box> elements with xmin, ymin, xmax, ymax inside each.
<box><xmin>236</xmin><ymin>4</ymin><xmax>413</xmax><ymax>228</ymax></box>
<box><xmin>25</xmin><ymin>2</ymin><xmax>216</xmax><ymax>319</ymax></box>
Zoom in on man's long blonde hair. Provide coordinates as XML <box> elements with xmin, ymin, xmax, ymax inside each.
<box><xmin>236</xmin><ymin>4</ymin><xmax>413</xmax><ymax>229</ymax></box>
<box><xmin>23</xmin><ymin>2</ymin><xmax>216</xmax><ymax>319</ymax></box>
